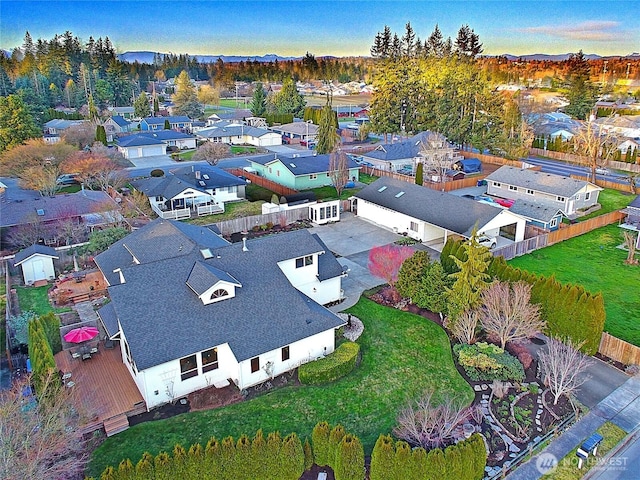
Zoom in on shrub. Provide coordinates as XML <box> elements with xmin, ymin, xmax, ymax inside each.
<box><xmin>298</xmin><ymin>341</ymin><xmax>359</xmax><ymax>385</ymax></box>
<box><xmin>454</xmin><ymin>342</ymin><xmax>525</xmax><ymax>382</ymax></box>
<box><xmin>505</xmin><ymin>342</ymin><xmax>534</xmax><ymax>370</ymax></box>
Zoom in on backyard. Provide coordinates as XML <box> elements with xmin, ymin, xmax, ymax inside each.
<box><xmin>88</xmin><ymin>296</ymin><xmax>473</xmax><ymax>477</ymax></box>
<box><xmin>15</xmin><ymin>285</ymin><xmax>70</xmax><ymax>316</ymax></box>
<box><xmin>576</xmin><ymin>188</ymin><xmax>634</xmax><ymax>221</ymax></box>
<box><xmin>509</xmin><ymin>224</ymin><xmax>640</xmax><ymax>346</ymax></box>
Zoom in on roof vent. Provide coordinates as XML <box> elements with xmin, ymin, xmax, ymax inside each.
<box><xmin>195</xmin><ymin>170</ymin><xmax>201</xmax><ymax>179</ymax></box>
<box><xmin>199</xmin><ymin>181</ymin><xmax>206</xmax><ymax>186</ymax></box>
<box><xmin>202</xmin><ymin>174</ymin><xmax>210</xmax><ymax>180</ymax></box>
<box><xmin>378</xmin><ymin>186</ymin><xmax>387</xmax><ymax>192</ymax></box>
<box><xmin>242</xmin><ymin>237</ymin><xmax>248</xmax><ymax>252</ymax></box>
<box><xmin>290</xmin><ymin>163</ymin><xmax>297</xmax><ymax>168</ymax></box>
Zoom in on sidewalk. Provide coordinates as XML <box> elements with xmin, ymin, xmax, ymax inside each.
<box><xmin>506</xmin><ymin>377</ymin><xmax>640</xmax><ymax>479</ymax></box>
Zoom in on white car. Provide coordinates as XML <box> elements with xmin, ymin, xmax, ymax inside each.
<box><xmin>477</xmin><ymin>234</ymin><xmax>497</xmax><ymax>249</ymax></box>
<box><xmin>595</xmin><ymin>166</ymin><xmax>610</xmax><ymax>175</ymax></box>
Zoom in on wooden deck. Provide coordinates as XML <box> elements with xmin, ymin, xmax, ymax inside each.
<box><xmin>50</xmin><ymin>270</ymin><xmax>108</xmax><ymax>305</ymax></box>
<box><xmin>54</xmin><ymin>342</ymin><xmax>146</xmax><ymax>435</ymax></box>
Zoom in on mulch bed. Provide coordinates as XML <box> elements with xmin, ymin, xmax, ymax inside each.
<box><xmin>226</xmin><ymin>220</ymin><xmax>313</xmax><ymax>243</ymax></box>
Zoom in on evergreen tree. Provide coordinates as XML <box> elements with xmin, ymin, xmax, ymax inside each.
<box><xmin>303</xmin><ymin>438</ymin><xmax>314</xmax><ymax>471</ymax></box>
<box><xmin>394</xmin><ymin>441</ymin><xmax>412</xmax><ymax>479</ymax></box>
<box><xmin>396</xmin><ymin>251</ymin><xmax>431</xmax><ymax>301</ymax></box>
<box><xmin>370</xmin><ymin>435</ymin><xmax>395</xmax><ymax>480</ymax></box>
<box><xmin>415</xmin><ymin>162</ymin><xmax>424</xmax><ymax>185</ymax></box>
<box><xmin>268</xmin><ymin>76</ymin><xmax>305</xmax><ymax>118</ymax></box>
<box><xmin>279</xmin><ymin>433</ymin><xmax>304</xmax><ymax>480</ymax></box>
<box><xmin>328</xmin><ymin>424</ymin><xmax>346</xmax><ymax>466</ymax></box>
<box><xmin>426</xmin><ymin>24</ymin><xmax>445</xmax><ymax>58</ymax></box>
<box><xmin>0</xmin><ymin>94</ymin><xmax>40</xmax><ymax>152</ymax></box>
<box><xmin>134</xmin><ymin>92</ymin><xmax>151</xmax><ymax>119</ymax></box>
<box><xmin>164</xmin><ymin>118</ymin><xmax>170</xmax><ymax>130</ymax></box>
<box><xmin>96</xmin><ymin>124</ymin><xmax>107</xmax><ymax>145</ymax></box>
<box><xmin>565</xmin><ymin>50</ymin><xmax>597</xmax><ymax>120</ymax></box>
<box><xmin>311</xmin><ymin>421</ymin><xmax>331</xmax><ymax>466</ymax></box>
<box><xmin>316</xmin><ymin>93</ymin><xmax>340</xmax><ymax>154</ymax></box>
<box><xmin>250</xmin><ymin>82</ymin><xmax>267</xmax><ymax>117</ymax></box>
<box><xmin>446</xmin><ymin>228</ymin><xmax>492</xmax><ymax>323</ymax></box>
<box><xmin>333</xmin><ymin>434</ymin><xmax>364</xmax><ymax>480</ymax></box>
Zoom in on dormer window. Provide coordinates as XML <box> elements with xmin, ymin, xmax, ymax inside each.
<box><xmin>210</xmin><ymin>289</ymin><xmax>229</xmax><ymax>300</ymax></box>
<box><xmin>295</xmin><ymin>255</ymin><xmax>313</xmax><ymax>268</ymax></box>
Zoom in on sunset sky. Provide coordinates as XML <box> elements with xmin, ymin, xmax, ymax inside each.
<box><xmin>1</xmin><ymin>0</ymin><xmax>638</xmax><ymax>58</ymax></box>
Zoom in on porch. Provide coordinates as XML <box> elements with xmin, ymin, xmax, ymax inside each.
<box><xmin>151</xmin><ymin>201</ymin><xmax>224</xmax><ymax>220</ymax></box>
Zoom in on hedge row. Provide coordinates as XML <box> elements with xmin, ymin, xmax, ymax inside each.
<box><xmin>311</xmin><ymin>422</ymin><xmax>365</xmax><ymax>480</ymax></box>
<box><xmin>27</xmin><ymin>314</ymin><xmax>57</xmax><ymax>394</ymax></box>
<box><xmin>93</xmin><ymin>430</ymin><xmax>304</xmax><ymax>480</ymax></box>
<box><xmin>488</xmin><ymin>256</ymin><xmax>605</xmax><ymax>354</ymax></box>
<box><xmin>265</xmin><ymin>113</ymin><xmax>294</xmax><ymax>126</ymax></box>
<box><xmin>369</xmin><ymin>433</ymin><xmax>486</xmax><ymax>480</ymax></box>
<box><xmin>298</xmin><ymin>341</ymin><xmax>360</xmax><ymax>385</ymax></box>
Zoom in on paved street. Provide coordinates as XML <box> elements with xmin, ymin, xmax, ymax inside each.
<box><xmin>524</xmin><ymin>156</ymin><xmax>630</xmax><ymax>185</ymax></box>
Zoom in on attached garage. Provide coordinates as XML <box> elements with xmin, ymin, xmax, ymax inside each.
<box><xmin>116</xmin><ymin>135</ymin><xmax>167</xmax><ymax>159</ymax></box>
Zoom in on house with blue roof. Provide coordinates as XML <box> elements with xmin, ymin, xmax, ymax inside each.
<box><xmin>195</xmin><ymin>123</ymin><xmax>282</xmax><ymax>147</ymax></box>
<box><xmin>140</xmin><ymin>116</ymin><xmax>193</xmax><ymax>132</ymax></box>
<box><xmin>130</xmin><ymin>165</ymin><xmax>247</xmax><ymax>219</ymax></box>
<box><xmin>104</xmin><ymin>116</ymin><xmax>135</xmax><ymax>142</ymax></box>
<box><xmin>116</xmin><ymin>131</ymin><xmax>197</xmax><ymax>159</ymax></box>
<box><xmin>247</xmin><ymin>153</ymin><xmax>361</xmax><ymax>190</ymax></box>
<box><xmin>94</xmin><ymin>219</ymin><xmax>346</xmax><ymax>409</ymax></box>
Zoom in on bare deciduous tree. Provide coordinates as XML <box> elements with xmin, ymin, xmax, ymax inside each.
<box><xmin>61</xmin><ymin>149</ymin><xmax>126</xmax><ymax>191</ymax></box>
<box><xmin>418</xmin><ymin>132</ymin><xmax>454</xmax><ymax>191</ymax></box>
<box><xmin>0</xmin><ymin>373</ymin><xmax>89</xmax><ymax>480</ymax></box>
<box><xmin>623</xmin><ymin>231</ymin><xmax>638</xmax><ymax>265</ymax></box>
<box><xmin>191</xmin><ymin>141</ymin><xmax>231</xmax><ymax>165</ymax></box>
<box><xmin>328</xmin><ymin>147</ymin><xmax>350</xmax><ymax>198</ymax></box>
<box><xmin>394</xmin><ymin>390</ymin><xmax>478</xmax><ymax>449</ymax></box>
<box><xmin>538</xmin><ymin>337</ymin><xmax>592</xmax><ymax>405</ymax></box>
<box><xmin>61</xmin><ymin>122</ymin><xmax>96</xmax><ymax>149</ymax></box>
<box><xmin>446</xmin><ymin>310</ymin><xmax>479</xmax><ymax>344</ymax></box>
<box><xmin>572</xmin><ymin>118</ymin><xmax>618</xmax><ymax>183</ymax></box>
<box><xmin>479</xmin><ymin>281</ymin><xmax>545</xmax><ymax>349</ymax></box>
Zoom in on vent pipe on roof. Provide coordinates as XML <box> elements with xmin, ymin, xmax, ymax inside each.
<box><xmin>242</xmin><ymin>237</ymin><xmax>248</xmax><ymax>252</ymax></box>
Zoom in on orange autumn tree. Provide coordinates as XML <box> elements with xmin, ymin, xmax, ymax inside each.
<box><xmin>61</xmin><ymin>149</ymin><xmax>125</xmax><ymax>191</ymax></box>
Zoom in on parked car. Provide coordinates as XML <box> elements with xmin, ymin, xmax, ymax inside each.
<box><xmin>595</xmin><ymin>166</ymin><xmax>610</xmax><ymax>175</ymax></box>
<box><xmin>56</xmin><ymin>173</ymin><xmax>80</xmax><ymax>185</ymax></box>
<box><xmin>477</xmin><ymin>234</ymin><xmax>497</xmax><ymax>249</ymax></box>
<box><xmin>495</xmin><ymin>198</ymin><xmax>515</xmax><ymax>208</ymax></box>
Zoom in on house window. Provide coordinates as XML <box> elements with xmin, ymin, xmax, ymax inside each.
<box><xmin>309</xmin><ymin>174</ymin><xmax>317</xmax><ymax>180</ymax></box>
<box><xmin>201</xmin><ymin>348</ymin><xmax>219</xmax><ymax>373</ymax></box>
<box><xmin>269</xmin><ymin>167</ymin><xmax>272</xmax><ymax>173</ymax></box>
<box><xmin>332</xmin><ymin>205</ymin><xmax>337</xmax><ymax>217</ymax></box>
<box><xmin>320</xmin><ymin>208</ymin><xmax>325</xmax><ymax>220</ymax></box>
<box><xmin>155</xmin><ymin>196</ymin><xmax>164</xmax><ymax>202</ymax></box>
<box><xmin>550</xmin><ymin>218</ymin><xmax>558</xmax><ymax>228</ymax></box>
<box><xmin>180</xmin><ymin>354</ymin><xmax>198</xmax><ymax>381</ymax></box>
<box><xmin>493</xmin><ymin>182</ymin><xmax>501</xmax><ymax>188</ymax></box>
<box><xmin>282</xmin><ymin>346</ymin><xmax>290</xmax><ymax>361</ymax></box>
<box><xmin>295</xmin><ymin>255</ymin><xmax>313</xmax><ymax>268</ymax></box>
<box><xmin>251</xmin><ymin>357</ymin><xmax>260</xmax><ymax>373</ymax></box>
<box><xmin>210</xmin><ymin>289</ymin><xmax>228</xmax><ymax>300</ymax></box>
<box><xmin>509</xmin><ymin>185</ymin><xmax>518</xmax><ymax>192</ymax></box>
<box><xmin>526</xmin><ymin>189</ymin><xmax>534</xmax><ymax>195</ymax></box>
<box><xmin>557</xmin><ymin>196</ymin><xmax>565</xmax><ymax>202</ymax></box>
<box><xmin>585</xmin><ymin>192</ymin><xmax>591</xmax><ymax>201</ymax></box>
<box><xmin>277</xmin><ymin>170</ymin><xmax>280</xmax><ymax>176</ymax></box>
<box><xmin>575</xmin><ymin>194</ymin><xmax>580</xmax><ymax>200</ymax></box>
<box><xmin>410</xmin><ymin>221</ymin><xmax>419</xmax><ymax>232</ymax></box>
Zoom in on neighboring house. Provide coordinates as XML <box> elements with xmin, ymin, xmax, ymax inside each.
<box><xmin>196</xmin><ymin>124</ymin><xmax>282</xmax><ymax>147</ymax></box>
<box><xmin>269</xmin><ymin>122</ymin><xmax>318</xmax><ymax>144</ymax></box>
<box><xmin>247</xmin><ymin>153</ymin><xmax>360</xmax><ymax>190</ymax></box>
<box><xmin>357</xmin><ymin>132</ymin><xmax>462</xmax><ymax>173</ymax></box>
<box><xmin>207</xmin><ymin>110</ymin><xmax>252</xmax><ymax>124</ymax></box>
<box><xmin>104</xmin><ymin>116</ymin><xmax>134</xmax><ymax>142</ymax></box>
<box><xmin>617</xmin><ymin>138</ymin><xmax>640</xmax><ymax>155</ymax></box>
<box><xmin>354</xmin><ymin>177</ymin><xmax>527</xmax><ymax>246</ymax></box>
<box><xmin>42</xmin><ymin>119</ymin><xmax>86</xmax><ymax>144</ymax></box>
<box><xmin>508</xmin><ymin>200</ymin><xmax>564</xmax><ymax>232</ymax></box>
<box><xmin>108</xmin><ymin>106</ymin><xmax>136</xmax><ymax>120</ymax></box>
<box><xmin>485</xmin><ymin>165</ymin><xmax>602</xmax><ymax>217</ymax></box>
<box><xmin>0</xmin><ymin>181</ymin><xmax>122</xmax><ymax>251</ymax></box>
<box><xmin>116</xmin><ymin>135</ymin><xmax>167</xmax><ymax>159</ymax></box>
<box><xmin>94</xmin><ymin>219</ymin><xmax>346</xmax><ymax>409</ymax></box>
<box><xmin>141</xmin><ymin>130</ymin><xmax>197</xmax><ymax>150</ymax></box>
<box><xmin>140</xmin><ymin>116</ymin><xmax>193</xmax><ymax>132</ymax></box>
<box><xmin>529</xmin><ymin>112</ymin><xmax>581</xmax><ymax>145</ymax></box>
<box><xmin>594</xmin><ymin>115</ymin><xmax>640</xmax><ymax>139</ymax></box>
<box><xmin>621</xmin><ymin>195</ymin><xmax>640</xmax><ymax>249</ymax></box>
<box><xmin>13</xmin><ymin>244</ymin><xmax>59</xmax><ymax>285</ymax></box>
<box><xmin>130</xmin><ymin>165</ymin><xmax>246</xmax><ymax>220</ymax></box>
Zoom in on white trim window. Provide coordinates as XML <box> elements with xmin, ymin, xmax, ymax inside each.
<box><xmin>585</xmin><ymin>192</ymin><xmax>591</xmax><ymax>201</ymax></box>
<box><xmin>180</xmin><ymin>354</ymin><xmax>198</xmax><ymax>381</ymax></box>
<box><xmin>492</xmin><ymin>182</ymin><xmax>501</xmax><ymax>188</ymax></box>
<box><xmin>509</xmin><ymin>185</ymin><xmax>518</xmax><ymax>192</ymax></box>
<box><xmin>410</xmin><ymin>221</ymin><xmax>419</xmax><ymax>232</ymax></box>
<box><xmin>557</xmin><ymin>196</ymin><xmax>565</xmax><ymax>202</ymax></box>
<box><xmin>550</xmin><ymin>218</ymin><xmax>558</xmax><ymax>228</ymax></box>
<box><xmin>526</xmin><ymin>189</ymin><xmax>534</xmax><ymax>195</ymax></box>
<box><xmin>295</xmin><ymin>255</ymin><xmax>313</xmax><ymax>268</ymax></box>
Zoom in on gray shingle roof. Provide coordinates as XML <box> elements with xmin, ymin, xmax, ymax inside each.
<box><xmin>96</xmin><ymin>221</ymin><xmax>344</xmax><ymax>370</ymax></box>
<box><xmin>197</xmin><ymin>125</ymin><xmax>276</xmax><ymax>139</ymax></box>
<box><xmin>509</xmin><ymin>200</ymin><xmax>563</xmax><ymax>223</ymax></box>
<box><xmin>486</xmin><ymin>166</ymin><xmax>598</xmax><ymax>197</ymax></box>
<box><xmin>13</xmin><ymin>244</ymin><xmax>59</xmax><ymax>266</ymax></box>
<box><xmin>355</xmin><ymin>177</ymin><xmax>503</xmax><ymax>237</ymax></box>
<box><xmin>97</xmin><ymin>302</ymin><xmax>119</xmax><ymax>338</ymax></box>
<box><xmin>0</xmin><ymin>189</ymin><xmax>117</xmax><ymax>228</ymax></box>
<box><xmin>142</xmin><ymin>116</ymin><xmax>191</xmax><ymax>125</ymax></box>
<box><xmin>361</xmin><ymin>132</ymin><xmax>439</xmax><ymax>162</ymax></box>
<box><xmin>186</xmin><ymin>261</ymin><xmax>241</xmax><ymax>295</ymax></box>
<box><xmin>312</xmin><ymin>234</ymin><xmax>346</xmax><ymax>281</ymax></box>
<box><xmin>116</xmin><ymin>135</ymin><xmax>165</xmax><ymax>147</ymax></box>
<box><xmin>249</xmin><ymin>153</ymin><xmax>359</xmax><ymax>176</ymax></box>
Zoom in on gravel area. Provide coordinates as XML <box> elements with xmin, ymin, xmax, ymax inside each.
<box><xmin>338</xmin><ymin>313</ymin><xmax>364</xmax><ymax>341</ymax></box>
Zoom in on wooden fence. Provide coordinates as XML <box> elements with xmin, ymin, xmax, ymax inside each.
<box><xmin>212</xmin><ymin>208</ymin><xmax>309</xmax><ymax>236</ymax></box>
<box><xmin>225</xmin><ymin>168</ymin><xmax>298</xmax><ymax>196</ymax></box>
<box><xmin>360</xmin><ymin>165</ymin><xmax>488</xmax><ymax>192</ymax></box>
<box><xmin>570</xmin><ymin>173</ymin><xmax>636</xmax><ymax>194</ymax></box>
<box><xmin>492</xmin><ymin>210</ymin><xmax>625</xmax><ymax>260</ymax></box>
<box><xmin>599</xmin><ymin>332</ymin><xmax>640</xmax><ymax>366</ymax></box>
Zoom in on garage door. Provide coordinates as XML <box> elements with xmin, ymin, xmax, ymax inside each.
<box><xmin>141</xmin><ymin>146</ymin><xmax>165</xmax><ymax>157</ymax></box>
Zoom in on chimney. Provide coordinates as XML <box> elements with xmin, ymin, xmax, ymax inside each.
<box><xmin>242</xmin><ymin>237</ymin><xmax>248</xmax><ymax>252</ymax></box>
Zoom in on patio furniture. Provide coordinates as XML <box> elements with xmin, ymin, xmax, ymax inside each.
<box><xmin>71</xmin><ymin>351</ymin><xmax>81</xmax><ymax>359</ymax></box>
<box><xmin>62</xmin><ymin>372</ymin><xmax>72</xmax><ymax>381</ymax></box>
<box><xmin>65</xmin><ymin>381</ymin><xmax>75</xmax><ymax>388</ymax></box>
<box><xmin>90</xmin><ymin>346</ymin><xmax>99</xmax><ymax>355</ymax></box>
<box><xmin>81</xmin><ymin>352</ymin><xmax>91</xmax><ymax>361</ymax></box>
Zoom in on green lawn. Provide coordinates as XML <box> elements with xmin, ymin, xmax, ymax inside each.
<box><xmin>359</xmin><ymin>173</ymin><xmax>379</xmax><ymax>185</ymax></box>
<box><xmin>88</xmin><ymin>297</ymin><xmax>473</xmax><ymax>476</ymax></box>
<box><xmin>186</xmin><ymin>200</ymin><xmax>265</xmax><ymax>225</ymax></box>
<box><xmin>176</xmin><ymin>149</ymin><xmax>196</xmax><ymax>161</ymax></box>
<box><xmin>576</xmin><ymin>189</ymin><xmax>634</xmax><ymax>221</ymax></box>
<box><xmin>307</xmin><ymin>185</ymin><xmax>361</xmax><ymax>200</ymax></box>
<box><xmin>15</xmin><ymin>285</ymin><xmax>70</xmax><ymax>316</ymax></box>
<box><xmin>509</xmin><ymin>224</ymin><xmax>640</xmax><ymax>346</ymax></box>
<box><xmin>541</xmin><ymin>422</ymin><xmax>626</xmax><ymax>479</ymax></box>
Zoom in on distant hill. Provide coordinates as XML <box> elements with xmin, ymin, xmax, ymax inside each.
<box><xmin>118</xmin><ymin>51</ymin><xmax>300</xmax><ymax>64</ymax></box>
<box><xmin>497</xmin><ymin>52</ymin><xmax>640</xmax><ymax>61</ymax></box>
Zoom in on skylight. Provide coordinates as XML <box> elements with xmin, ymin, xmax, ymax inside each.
<box><xmin>395</xmin><ymin>191</ymin><xmax>405</xmax><ymax>198</ymax></box>
<box><xmin>199</xmin><ymin>181</ymin><xmax>206</xmax><ymax>187</ymax></box>
<box><xmin>378</xmin><ymin>186</ymin><xmax>387</xmax><ymax>192</ymax></box>
<box><xmin>36</xmin><ymin>209</ymin><xmax>45</xmax><ymax>216</ymax></box>
<box><xmin>202</xmin><ymin>174</ymin><xmax>210</xmax><ymax>180</ymax></box>
<box><xmin>200</xmin><ymin>248</ymin><xmax>213</xmax><ymax>259</ymax></box>
<box><xmin>290</xmin><ymin>163</ymin><xmax>297</xmax><ymax>168</ymax></box>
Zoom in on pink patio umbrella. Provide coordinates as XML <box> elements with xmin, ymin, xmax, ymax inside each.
<box><xmin>63</xmin><ymin>326</ymin><xmax>99</xmax><ymax>344</ymax></box>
